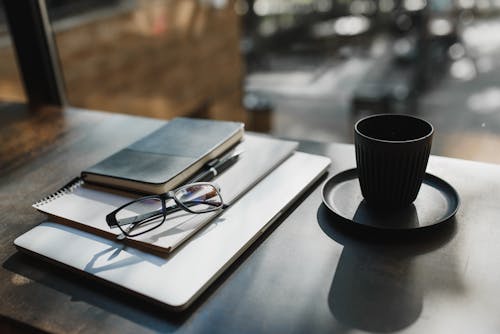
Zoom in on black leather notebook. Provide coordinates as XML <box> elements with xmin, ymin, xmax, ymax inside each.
<box><xmin>81</xmin><ymin>117</ymin><xmax>244</xmax><ymax>194</ymax></box>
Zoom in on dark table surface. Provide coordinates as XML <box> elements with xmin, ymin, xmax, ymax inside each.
<box><xmin>1</xmin><ymin>104</ymin><xmax>499</xmax><ymax>333</ymax></box>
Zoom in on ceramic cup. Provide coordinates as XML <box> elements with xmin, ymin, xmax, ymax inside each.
<box><xmin>354</xmin><ymin>114</ymin><xmax>434</xmax><ymax>209</ymax></box>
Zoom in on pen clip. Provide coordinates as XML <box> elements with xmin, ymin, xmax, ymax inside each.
<box><xmin>206</xmin><ymin>158</ymin><xmax>220</xmax><ymax>168</ymax></box>
<box><xmin>206</xmin><ymin>149</ymin><xmax>242</xmax><ymax>168</ymax></box>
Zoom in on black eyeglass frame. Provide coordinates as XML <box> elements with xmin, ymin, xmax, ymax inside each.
<box><xmin>105</xmin><ymin>182</ymin><xmax>225</xmax><ymax>238</ymax></box>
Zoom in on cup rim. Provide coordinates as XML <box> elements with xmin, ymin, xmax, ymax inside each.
<box><xmin>355</xmin><ymin>113</ymin><xmax>434</xmax><ymax>144</ymax></box>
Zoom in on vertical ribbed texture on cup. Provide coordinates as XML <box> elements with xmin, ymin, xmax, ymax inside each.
<box><xmin>355</xmin><ymin>142</ymin><xmax>432</xmax><ymax>208</ymax></box>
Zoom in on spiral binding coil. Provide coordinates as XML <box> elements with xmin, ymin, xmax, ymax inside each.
<box><xmin>33</xmin><ymin>177</ymin><xmax>84</xmax><ymax>208</ymax></box>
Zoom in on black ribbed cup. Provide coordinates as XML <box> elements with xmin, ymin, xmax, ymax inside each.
<box><xmin>355</xmin><ymin>114</ymin><xmax>433</xmax><ymax>209</ymax></box>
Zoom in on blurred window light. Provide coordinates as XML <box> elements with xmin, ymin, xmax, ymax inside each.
<box><xmin>448</xmin><ymin>43</ymin><xmax>466</xmax><ymax>60</ymax></box>
<box><xmin>370</xmin><ymin>36</ymin><xmax>389</xmax><ymax>57</ymax></box>
<box><xmin>258</xmin><ymin>18</ymin><xmax>278</xmax><ymax>36</ymax></box>
<box><xmin>234</xmin><ymin>0</ymin><xmax>249</xmax><ymax>15</ymax></box>
<box><xmin>254</xmin><ymin>0</ymin><xmax>272</xmax><ymax>16</ymax></box>
<box><xmin>457</xmin><ymin>0</ymin><xmax>476</xmax><ymax>9</ymax></box>
<box><xmin>428</xmin><ymin>18</ymin><xmax>453</xmax><ymax>36</ymax></box>
<box><xmin>392</xmin><ymin>84</ymin><xmax>410</xmax><ymax>101</ymax></box>
<box><xmin>493</xmin><ymin>0</ymin><xmax>500</xmax><ymax>8</ymax></box>
<box><xmin>468</xmin><ymin>87</ymin><xmax>500</xmax><ymax>113</ymax></box>
<box><xmin>476</xmin><ymin>57</ymin><xmax>494</xmax><ymax>72</ymax></box>
<box><xmin>450</xmin><ymin>58</ymin><xmax>476</xmax><ymax>81</ymax></box>
<box><xmin>335</xmin><ymin>15</ymin><xmax>370</xmax><ymax>36</ymax></box>
<box><xmin>463</xmin><ymin>21</ymin><xmax>500</xmax><ymax>54</ymax></box>
<box><xmin>350</xmin><ymin>0</ymin><xmax>376</xmax><ymax>14</ymax></box>
<box><xmin>403</xmin><ymin>0</ymin><xmax>427</xmax><ymax>11</ymax></box>
<box><xmin>199</xmin><ymin>0</ymin><xmax>228</xmax><ymax>8</ymax></box>
<box><xmin>393</xmin><ymin>38</ymin><xmax>413</xmax><ymax>57</ymax></box>
<box><xmin>312</xmin><ymin>15</ymin><xmax>370</xmax><ymax>37</ymax></box>
<box><xmin>379</xmin><ymin>0</ymin><xmax>395</xmax><ymax>12</ymax></box>
<box><xmin>212</xmin><ymin>0</ymin><xmax>228</xmax><ymax>9</ymax></box>
<box><xmin>254</xmin><ymin>0</ymin><xmax>323</xmax><ymax>16</ymax></box>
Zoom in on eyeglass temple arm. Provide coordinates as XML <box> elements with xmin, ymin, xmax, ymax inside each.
<box><xmin>108</xmin><ymin>205</ymin><xmax>181</xmax><ymax>227</ymax></box>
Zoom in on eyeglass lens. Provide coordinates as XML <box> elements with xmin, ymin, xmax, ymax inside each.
<box><xmin>115</xmin><ymin>196</ymin><xmax>166</xmax><ymax>236</ymax></box>
<box><xmin>174</xmin><ymin>184</ymin><xmax>223</xmax><ymax>213</ymax></box>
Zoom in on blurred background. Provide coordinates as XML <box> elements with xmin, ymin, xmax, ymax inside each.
<box><xmin>1</xmin><ymin>0</ymin><xmax>500</xmax><ymax>163</ymax></box>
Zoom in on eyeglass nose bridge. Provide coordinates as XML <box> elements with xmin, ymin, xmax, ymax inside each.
<box><xmin>165</xmin><ymin>191</ymin><xmax>175</xmax><ymax>198</ymax></box>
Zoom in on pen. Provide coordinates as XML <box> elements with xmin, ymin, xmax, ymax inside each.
<box><xmin>190</xmin><ymin>151</ymin><xmax>243</xmax><ymax>183</ymax></box>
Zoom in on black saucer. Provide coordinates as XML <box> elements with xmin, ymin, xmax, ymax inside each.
<box><xmin>321</xmin><ymin>168</ymin><xmax>460</xmax><ymax>230</ymax></box>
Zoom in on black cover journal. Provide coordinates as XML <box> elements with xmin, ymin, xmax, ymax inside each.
<box><xmin>81</xmin><ymin>117</ymin><xmax>244</xmax><ymax>194</ymax></box>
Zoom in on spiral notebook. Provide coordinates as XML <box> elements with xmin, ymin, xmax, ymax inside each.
<box><xmin>32</xmin><ymin>135</ymin><xmax>298</xmax><ymax>254</ymax></box>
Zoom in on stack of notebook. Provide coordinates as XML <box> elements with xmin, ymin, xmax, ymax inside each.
<box><xmin>32</xmin><ymin>117</ymin><xmax>301</xmax><ymax>254</ymax></box>
<box><xmin>19</xmin><ymin>116</ymin><xmax>332</xmax><ymax>309</ymax></box>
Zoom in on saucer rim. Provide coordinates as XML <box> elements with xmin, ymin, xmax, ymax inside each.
<box><xmin>321</xmin><ymin>168</ymin><xmax>460</xmax><ymax>231</ymax></box>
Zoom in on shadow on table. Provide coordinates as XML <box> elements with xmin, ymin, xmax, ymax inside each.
<box><xmin>0</xmin><ymin>314</ymin><xmax>49</xmax><ymax>334</ymax></box>
<box><xmin>3</xmin><ymin>252</ymin><xmax>190</xmax><ymax>332</ymax></box>
<box><xmin>317</xmin><ymin>203</ymin><xmax>457</xmax><ymax>332</ymax></box>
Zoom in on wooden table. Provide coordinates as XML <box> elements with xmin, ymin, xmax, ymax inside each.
<box><xmin>1</xmin><ymin>104</ymin><xmax>500</xmax><ymax>333</ymax></box>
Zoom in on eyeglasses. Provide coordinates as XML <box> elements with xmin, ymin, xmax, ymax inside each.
<box><xmin>106</xmin><ymin>182</ymin><xmax>225</xmax><ymax>239</ymax></box>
